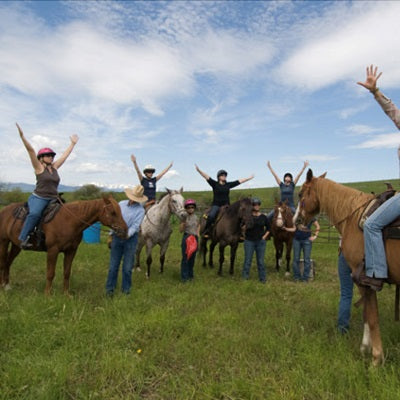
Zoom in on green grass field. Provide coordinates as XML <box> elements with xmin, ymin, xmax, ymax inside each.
<box><xmin>1</xmin><ymin>179</ymin><xmax>400</xmax><ymax>399</ymax></box>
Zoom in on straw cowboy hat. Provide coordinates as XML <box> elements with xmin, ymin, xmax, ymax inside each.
<box><xmin>124</xmin><ymin>185</ymin><xmax>148</xmax><ymax>203</ymax></box>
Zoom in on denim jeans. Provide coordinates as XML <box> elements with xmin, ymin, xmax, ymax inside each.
<box><xmin>105</xmin><ymin>233</ymin><xmax>138</xmax><ymax>294</ymax></box>
<box><xmin>292</xmin><ymin>238</ymin><xmax>312</xmax><ymax>281</ymax></box>
<box><xmin>181</xmin><ymin>233</ymin><xmax>198</xmax><ymax>282</ymax></box>
<box><xmin>337</xmin><ymin>252</ymin><xmax>354</xmax><ymax>333</ymax></box>
<box><xmin>364</xmin><ymin>192</ymin><xmax>400</xmax><ymax>278</ymax></box>
<box><xmin>242</xmin><ymin>239</ymin><xmax>267</xmax><ymax>282</ymax></box>
<box><xmin>18</xmin><ymin>194</ymin><xmax>52</xmax><ymax>241</ymax></box>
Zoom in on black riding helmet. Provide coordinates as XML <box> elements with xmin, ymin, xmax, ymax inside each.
<box><xmin>283</xmin><ymin>172</ymin><xmax>293</xmax><ymax>182</ymax></box>
<box><xmin>217</xmin><ymin>169</ymin><xmax>228</xmax><ymax>179</ymax></box>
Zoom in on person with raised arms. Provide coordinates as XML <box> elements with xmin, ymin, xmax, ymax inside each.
<box><xmin>355</xmin><ymin>65</ymin><xmax>400</xmax><ymax>291</ymax></box>
<box><xmin>16</xmin><ymin>123</ymin><xmax>79</xmax><ymax>249</ymax></box>
<box><xmin>195</xmin><ymin>164</ymin><xmax>254</xmax><ymax>237</ymax></box>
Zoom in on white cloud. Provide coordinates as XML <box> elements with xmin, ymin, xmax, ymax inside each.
<box><xmin>276</xmin><ymin>2</ymin><xmax>400</xmax><ymax>91</ymax></box>
<box><xmin>345</xmin><ymin>124</ymin><xmax>383</xmax><ymax>136</ymax></box>
<box><xmin>353</xmin><ymin>133</ymin><xmax>400</xmax><ymax>149</ymax></box>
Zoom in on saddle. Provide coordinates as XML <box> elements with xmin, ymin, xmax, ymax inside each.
<box><xmin>358</xmin><ymin>185</ymin><xmax>400</xmax><ymax>240</ymax></box>
<box><xmin>13</xmin><ymin>196</ymin><xmax>64</xmax><ymax>250</ymax></box>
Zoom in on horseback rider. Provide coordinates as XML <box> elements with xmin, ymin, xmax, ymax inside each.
<box><xmin>266</xmin><ymin>160</ymin><xmax>309</xmax><ymax>218</ymax></box>
<box><xmin>195</xmin><ymin>164</ymin><xmax>254</xmax><ymax>237</ymax></box>
<box><xmin>355</xmin><ymin>65</ymin><xmax>400</xmax><ymax>291</ymax></box>
<box><xmin>16</xmin><ymin>123</ymin><xmax>79</xmax><ymax>249</ymax></box>
<box><xmin>131</xmin><ymin>154</ymin><xmax>173</xmax><ymax>208</ymax></box>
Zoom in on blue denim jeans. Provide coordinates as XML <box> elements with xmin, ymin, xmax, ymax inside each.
<box><xmin>337</xmin><ymin>252</ymin><xmax>354</xmax><ymax>333</ymax></box>
<box><xmin>181</xmin><ymin>233</ymin><xmax>198</xmax><ymax>282</ymax></box>
<box><xmin>292</xmin><ymin>238</ymin><xmax>312</xmax><ymax>281</ymax></box>
<box><xmin>18</xmin><ymin>194</ymin><xmax>52</xmax><ymax>241</ymax></box>
<box><xmin>364</xmin><ymin>192</ymin><xmax>400</xmax><ymax>278</ymax></box>
<box><xmin>242</xmin><ymin>239</ymin><xmax>267</xmax><ymax>282</ymax></box>
<box><xmin>105</xmin><ymin>233</ymin><xmax>138</xmax><ymax>294</ymax></box>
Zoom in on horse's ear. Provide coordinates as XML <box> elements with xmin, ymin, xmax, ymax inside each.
<box><xmin>306</xmin><ymin>168</ymin><xmax>313</xmax><ymax>183</ymax></box>
<box><xmin>319</xmin><ymin>172</ymin><xmax>327</xmax><ymax>179</ymax></box>
<box><xmin>179</xmin><ymin>187</ymin><xmax>183</xmax><ymax>193</ymax></box>
<box><xmin>166</xmin><ymin>188</ymin><xmax>171</xmax><ymax>194</ymax></box>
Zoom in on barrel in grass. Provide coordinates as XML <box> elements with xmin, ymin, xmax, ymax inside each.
<box><xmin>83</xmin><ymin>221</ymin><xmax>101</xmax><ymax>244</ymax></box>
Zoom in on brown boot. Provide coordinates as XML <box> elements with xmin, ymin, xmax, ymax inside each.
<box><xmin>352</xmin><ymin>261</ymin><xmax>384</xmax><ymax>291</ymax></box>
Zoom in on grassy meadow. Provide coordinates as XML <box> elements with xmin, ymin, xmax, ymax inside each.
<box><xmin>1</xmin><ymin>179</ymin><xmax>400</xmax><ymax>399</ymax></box>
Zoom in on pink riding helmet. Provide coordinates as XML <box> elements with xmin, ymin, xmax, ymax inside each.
<box><xmin>184</xmin><ymin>199</ymin><xmax>197</xmax><ymax>209</ymax></box>
<box><xmin>37</xmin><ymin>147</ymin><xmax>56</xmax><ymax>159</ymax></box>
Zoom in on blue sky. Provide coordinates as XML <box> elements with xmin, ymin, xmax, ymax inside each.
<box><xmin>1</xmin><ymin>0</ymin><xmax>400</xmax><ymax>191</ymax></box>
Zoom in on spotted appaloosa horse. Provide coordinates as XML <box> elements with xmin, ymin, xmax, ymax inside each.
<box><xmin>0</xmin><ymin>195</ymin><xmax>127</xmax><ymax>294</ymax></box>
<box><xmin>298</xmin><ymin>169</ymin><xmax>400</xmax><ymax>366</ymax></box>
<box><xmin>135</xmin><ymin>188</ymin><xmax>187</xmax><ymax>278</ymax></box>
<box><xmin>270</xmin><ymin>201</ymin><xmax>294</xmax><ymax>276</ymax></box>
<box><xmin>200</xmin><ymin>198</ymin><xmax>253</xmax><ymax>276</ymax></box>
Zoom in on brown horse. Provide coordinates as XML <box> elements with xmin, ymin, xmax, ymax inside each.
<box><xmin>270</xmin><ymin>201</ymin><xmax>294</xmax><ymax>275</ymax></box>
<box><xmin>298</xmin><ymin>169</ymin><xmax>400</xmax><ymax>365</ymax></box>
<box><xmin>0</xmin><ymin>195</ymin><xmax>127</xmax><ymax>294</ymax></box>
<box><xmin>200</xmin><ymin>198</ymin><xmax>253</xmax><ymax>276</ymax></box>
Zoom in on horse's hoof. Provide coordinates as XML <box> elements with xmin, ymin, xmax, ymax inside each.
<box><xmin>135</xmin><ymin>267</ymin><xmax>141</xmax><ymax>272</ymax></box>
<box><xmin>360</xmin><ymin>343</ymin><xmax>371</xmax><ymax>356</ymax></box>
<box><xmin>285</xmin><ymin>272</ymin><xmax>290</xmax><ymax>277</ymax></box>
<box><xmin>4</xmin><ymin>284</ymin><xmax>12</xmax><ymax>291</ymax></box>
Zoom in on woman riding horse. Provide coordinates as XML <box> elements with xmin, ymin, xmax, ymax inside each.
<box><xmin>16</xmin><ymin>123</ymin><xmax>79</xmax><ymax>249</ymax></box>
<box><xmin>355</xmin><ymin>65</ymin><xmax>400</xmax><ymax>291</ymax></box>
<box><xmin>195</xmin><ymin>164</ymin><xmax>254</xmax><ymax>237</ymax></box>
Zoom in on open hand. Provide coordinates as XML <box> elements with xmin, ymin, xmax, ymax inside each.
<box><xmin>357</xmin><ymin>64</ymin><xmax>382</xmax><ymax>92</ymax></box>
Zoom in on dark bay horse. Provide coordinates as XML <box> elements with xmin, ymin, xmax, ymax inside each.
<box><xmin>0</xmin><ymin>195</ymin><xmax>127</xmax><ymax>294</ymax></box>
<box><xmin>298</xmin><ymin>169</ymin><xmax>400</xmax><ymax>365</ymax></box>
<box><xmin>270</xmin><ymin>201</ymin><xmax>294</xmax><ymax>275</ymax></box>
<box><xmin>200</xmin><ymin>198</ymin><xmax>253</xmax><ymax>276</ymax></box>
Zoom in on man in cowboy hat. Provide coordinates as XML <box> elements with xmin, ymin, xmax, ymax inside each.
<box><xmin>105</xmin><ymin>185</ymin><xmax>147</xmax><ymax>296</ymax></box>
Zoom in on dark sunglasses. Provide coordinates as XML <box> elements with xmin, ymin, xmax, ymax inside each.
<box><xmin>186</xmin><ymin>206</ymin><xmax>196</xmax><ymax>209</ymax></box>
<box><xmin>42</xmin><ymin>154</ymin><xmax>55</xmax><ymax>158</ymax></box>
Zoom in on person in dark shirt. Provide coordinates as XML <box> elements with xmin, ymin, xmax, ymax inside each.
<box><xmin>195</xmin><ymin>164</ymin><xmax>254</xmax><ymax>236</ymax></box>
<box><xmin>16</xmin><ymin>123</ymin><xmax>79</xmax><ymax>249</ymax></box>
<box><xmin>242</xmin><ymin>198</ymin><xmax>270</xmax><ymax>283</ymax></box>
<box><xmin>131</xmin><ymin>154</ymin><xmax>173</xmax><ymax>207</ymax></box>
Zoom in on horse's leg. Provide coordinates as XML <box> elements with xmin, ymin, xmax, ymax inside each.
<box><xmin>45</xmin><ymin>249</ymin><xmax>59</xmax><ymax>295</ymax></box>
<box><xmin>362</xmin><ymin>288</ymin><xmax>384</xmax><ymax>365</ymax></box>
<box><xmin>145</xmin><ymin>241</ymin><xmax>153</xmax><ymax>279</ymax></box>
<box><xmin>218</xmin><ymin>244</ymin><xmax>225</xmax><ymax>276</ymax></box>
<box><xmin>229</xmin><ymin>243</ymin><xmax>238</xmax><ymax>275</ymax></box>
<box><xmin>4</xmin><ymin>243</ymin><xmax>21</xmax><ymax>290</ymax></box>
<box><xmin>285</xmin><ymin>239</ymin><xmax>292</xmax><ymax>276</ymax></box>
<box><xmin>200</xmin><ymin>237</ymin><xmax>207</xmax><ymax>267</ymax></box>
<box><xmin>275</xmin><ymin>239</ymin><xmax>283</xmax><ymax>271</ymax></box>
<box><xmin>209</xmin><ymin>241</ymin><xmax>216</xmax><ymax>268</ymax></box>
<box><xmin>62</xmin><ymin>248</ymin><xmax>78</xmax><ymax>295</ymax></box>
<box><xmin>135</xmin><ymin>240</ymin><xmax>144</xmax><ymax>271</ymax></box>
<box><xmin>159</xmin><ymin>239</ymin><xmax>170</xmax><ymax>274</ymax></box>
<box><xmin>0</xmin><ymin>240</ymin><xmax>11</xmax><ymax>288</ymax></box>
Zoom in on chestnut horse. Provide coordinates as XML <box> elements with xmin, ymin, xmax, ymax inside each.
<box><xmin>200</xmin><ymin>198</ymin><xmax>253</xmax><ymax>276</ymax></box>
<box><xmin>298</xmin><ymin>169</ymin><xmax>400</xmax><ymax>365</ymax></box>
<box><xmin>270</xmin><ymin>201</ymin><xmax>294</xmax><ymax>275</ymax></box>
<box><xmin>0</xmin><ymin>195</ymin><xmax>127</xmax><ymax>294</ymax></box>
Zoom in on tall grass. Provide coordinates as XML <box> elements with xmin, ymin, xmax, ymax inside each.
<box><xmin>1</xmin><ymin>179</ymin><xmax>400</xmax><ymax>399</ymax></box>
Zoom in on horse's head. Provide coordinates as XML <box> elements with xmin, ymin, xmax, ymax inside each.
<box><xmin>238</xmin><ymin>197</ymin><xmax>253</xmax><ymax>228</ymax></box>
<box><xmin>100</xmin><ymin>195</ymin><xmax>128</xmax><ymax>238</ymax></box>
<box><xmin>273</xmin><ymin>200</ymin><xmax>293</xmax><ymax>229</ymax></box>
<box><xmin>298</xmin><ymin>169</ymin><xmax>326</xmax><ymax>224</ymax></box>
<box><xmin>166</xmin><ymin>187</ymin><xmax>187</xmax><ymax>220</ymax></box>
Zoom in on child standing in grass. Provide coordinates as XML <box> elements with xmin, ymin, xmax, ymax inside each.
<box><xmin>179</xmin><ymin>199</ymin><xmax>200</xmax><ymax>282</ymax></box>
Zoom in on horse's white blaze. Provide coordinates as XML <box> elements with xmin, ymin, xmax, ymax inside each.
<box><xmin>276</xmin><ymin>208</ymin><xmax>284</xmax><ymax>228</ymax></box>
<box><xmin>360</xmin><ymin>323</ymin><xmax>371</xmax><ymax>354</ymax></box>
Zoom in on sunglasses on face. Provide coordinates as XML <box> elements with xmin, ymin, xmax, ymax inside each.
<box><xmin>42</xmin><ymin>154</ymin><xmax>54</xmax><ymax>158</ymax></box>
<box><xmin>186</xmin><ymin>206</ymin><xmax>195</xmax><ymax>209</ymax></box>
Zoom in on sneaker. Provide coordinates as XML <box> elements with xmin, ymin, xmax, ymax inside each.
<box><xmin>20</xmin><ymin>237</ymin><xmax>33</xmax><ymax>250</ymax></box>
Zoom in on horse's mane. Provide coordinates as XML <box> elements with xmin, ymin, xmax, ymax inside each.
<box><xmin>225</xmin><ymin>198</ymin><xmax>251</xmax><ymax>217</ymax></box>
<box><xmin>315</xmin><ymin>177</ymin><xmax>373</xmax><ymax>221</ymax></box>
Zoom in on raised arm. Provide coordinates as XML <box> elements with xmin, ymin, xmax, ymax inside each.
<box><xmin>53</xmin><ymin>134</ymin><xmax>79</xmax><ymax>169</ymax></box>
<box><xmin>131</xmin><ymin>154</ymin><xmax>143</xmax><ymax>182</ymax></box>
<box><xmin>293</xmin><ymin>160</ymin><xmax>309</xmax><ymax>185</ymax></box>
<box><xmin>16</xmin><ymin>123</ymin><xmax>42</xmax><ymax>173</ymax></box>
<box><xmin>195</xmin><ymin>164</ymin><xmax>210</xmax><ymax>181</ymax></box>
<box><xmin>357</xmin><ymin>64</ymin><xmax>400</xmax><ymax>130</ymax></box>
<box><xmin>156</xmin><ymin>161</ymin><xmax>173</xmax><ymax>182</ymax></box>
<box><xmin>238</xmin><ymin>174</ymin><xmax>255</xmax><ymax>184</ymax></box>
<box><xmin>266</xmin><ymin>161</ymin><xmax>281</xmax><ymax>185</ymax></box>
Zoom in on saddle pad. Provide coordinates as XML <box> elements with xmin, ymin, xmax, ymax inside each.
<box><xmin>12</xmin><ymin>199</ymin><xmax>62</xmax><ymax>224</ymax></box>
